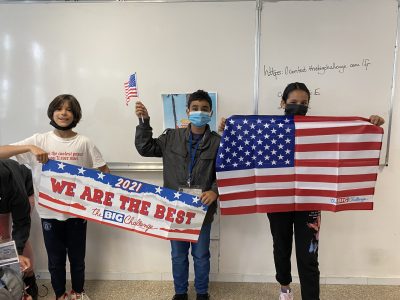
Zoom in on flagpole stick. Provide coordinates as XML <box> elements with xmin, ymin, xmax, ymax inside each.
<box><xmin>135</xmin><ymin>72</ymin><xmax>144</xmax><ymax>123</ymax></box>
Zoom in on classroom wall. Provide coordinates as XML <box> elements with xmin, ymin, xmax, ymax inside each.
<box><xmin>6</xmin><ymin>0</ymin><xmax>400</xmax><ymax>285</ymax></box>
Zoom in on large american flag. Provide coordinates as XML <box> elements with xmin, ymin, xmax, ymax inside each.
<box><xmin>216</xmin><ymin>115</ymin><xmax>383</xmax><ymax>214</ymax></box>
<box><xmin>124</xmin><ymin>73</ymin><xmax>138</xmax><ymax>105</ymax></box>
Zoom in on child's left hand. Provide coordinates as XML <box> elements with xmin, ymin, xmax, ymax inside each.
<box><xmin>200</xmin><ymin>190</ymin><xmax>218</xmax><ymax>206</ymax></box>
<box><xmin>369</xmin><ymin>115</ymin><xmax>385</xmax><ymax>126</ymax></box>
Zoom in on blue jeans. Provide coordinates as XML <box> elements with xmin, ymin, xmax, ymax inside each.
<box><xmin>170</xmin><ymin>223</ymin><xmax>212</xmax><ymax>294</ymax></box>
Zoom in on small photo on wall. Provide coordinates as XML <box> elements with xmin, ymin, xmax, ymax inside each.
<box><xmin>162</xmin><ymin>92</ymin><xmax>217</xmax><ymax>131</ymax></box>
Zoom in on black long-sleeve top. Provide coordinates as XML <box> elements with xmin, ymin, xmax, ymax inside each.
<box><xmin>0</xmin><ymin>159</ymin><xmax>33</xmax><ymax>255</ymax></box>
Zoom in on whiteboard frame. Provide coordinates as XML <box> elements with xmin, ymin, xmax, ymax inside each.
<box><xmin>253</xmin><ymin>0</ymin><xmax>262</xmax><ymax>115</ymax></box>
<box><xmin>385</xmin><ymin>0</ymin><xmax>400</xmax><ymax>166</ymax></box>
<box><xmin>0</xmin><ymin>0</ymin><xmax>255</xmax><ymax>3</ymax></box>
<box><xmin>108</xmin><ymin>162</ymin><xmax>163</xmax><ymax>171</ymax></box>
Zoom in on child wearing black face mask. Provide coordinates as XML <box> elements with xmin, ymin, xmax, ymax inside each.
<box><xmin>0</xmin><ymin>94</ymin><xmax>110</xmax><ymax>300</ymax></box>
<box><xmin>280</xmin><ymin>82</ymin><xmax>310</xmax><ymax>116</ymax></box>
<box><xmin>218</xmin><ymin>82</ymin><xmax>385</xmax><ymax>300</ymax></box>
<box><xmin>269</xmin><ymin>82</ymin><xmax>319</xmax><ymax>300</ymax></box>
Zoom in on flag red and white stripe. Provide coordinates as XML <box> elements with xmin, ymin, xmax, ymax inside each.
<box><xmin>216</xmin><ymin>116</ymin><xmax>384</xmax><ymax>215</ymax></box>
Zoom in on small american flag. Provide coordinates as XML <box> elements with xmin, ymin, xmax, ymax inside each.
<box><xmin>216</xmin><ymin>115</ymin><xmax>383</xmax><ymax>214</ymax></box>
<box><xmin>124</xmin><ymin>73</ymin><xmax>138</xmax><ymax>105</ymax></box>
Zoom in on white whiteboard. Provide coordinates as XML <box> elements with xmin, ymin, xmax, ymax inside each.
<box><xmin>258</xmin><ymin>0</ymin><xmax>398</xmax><ymax>164</ymax></box>
<box><xmin>0</xmin><ymin>1</ymin><xmax>256</xmax><ymax>163</ymax></box>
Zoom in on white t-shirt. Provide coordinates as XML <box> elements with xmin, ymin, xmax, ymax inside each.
<box><xmin>13</xmin><ymin>131</ymin><xmax>106</xmax><ymax>221</ymax></box>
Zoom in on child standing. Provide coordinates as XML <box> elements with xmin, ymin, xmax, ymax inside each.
<box><xmin>0</xmin><ymin>94</ymin><xmax>109</xmax><ymax>300</ymax></box>
<box><xmin>269</xmin><ymin>83</ymin><xmax>384</xmax><ymax>300</ymax></box>
<box><xmin>135</xmin><ymin>90</ymin><xmax>220</xmax><ymax>300</ymax></box>
<box><xmin>219</xmin><ymin>82</ymin><xmax>385</xmax><ymax>300</ymax></box>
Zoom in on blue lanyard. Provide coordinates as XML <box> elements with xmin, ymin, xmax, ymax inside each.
<box><xmin>188</xmin><ymin>132</ymin><xmax>201</xmax><ymax>187</ymax></box>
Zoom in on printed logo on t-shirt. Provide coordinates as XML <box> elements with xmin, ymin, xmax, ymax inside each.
<box><xmin>49</xmin><ymin>151</ymin><xmax>84</xmax><ymax>162</ymax></box>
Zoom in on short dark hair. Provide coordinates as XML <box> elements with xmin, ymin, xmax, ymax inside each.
<box><xmin>187</xmin><ymin>90</ymin><xmax>212</xmax><ymax>110</ymax></box>
<box><xmin>47</xmin><ymin>94</ymin><xmax>82</xmax><ymax>126</ymax></box>
<box><xmin>282</xmin><ymin>82</ymin><xmax>310</xmax><ymax>103</ymax></box>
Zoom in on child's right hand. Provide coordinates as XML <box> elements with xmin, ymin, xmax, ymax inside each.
<box><xmin>218</xmin><ymin>117</ymin><xmax>226</xmax><ymax>133</ymax></box>
<box><xmin>135</xmin><ymin>101</ymin><xmax>150</xmax><ymax>119</ymax></box>
<box><xmin>29</xmin><ymin>145</ymin><xmax>49</xmax><ymax>163</ymax></box>
<box><xmin>19</xmin><ymin>255</ymin><xmax>31</xmax><ymax>272</ymax></box>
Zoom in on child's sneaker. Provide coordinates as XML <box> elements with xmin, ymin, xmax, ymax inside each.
<box><xmin>197</xmin><ymin>293</ymin><xmax>210</xmax><ymax>300</ymax></box>
<box><xmin>70</xmin><ymin>291</ymin><xmax>91</xmax><ymax>300</ymax></box>
<box><xmin>172</xmin><ymin>294</ymin><xmax>188</xmax><ymax>300</ymax></box>
<box><xmin>279</xmin><ymin>290</ymin><xmax>294</xmax><ymax>300</ymax></box>
<box><xmin>57</xmin><ymin>293</ymin><xmax>70</xmax><ymax>300</ymax></box>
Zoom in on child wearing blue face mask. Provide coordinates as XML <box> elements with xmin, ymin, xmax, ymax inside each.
<box><xmin>188</xmin><ymin>111</ymin><xmax>212</xmax><ymax>128</ymax></box>
<box><xmin>135</xmin><ymin>90</ymin><xmax>220</xmax><ymax>300</ymax></box>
